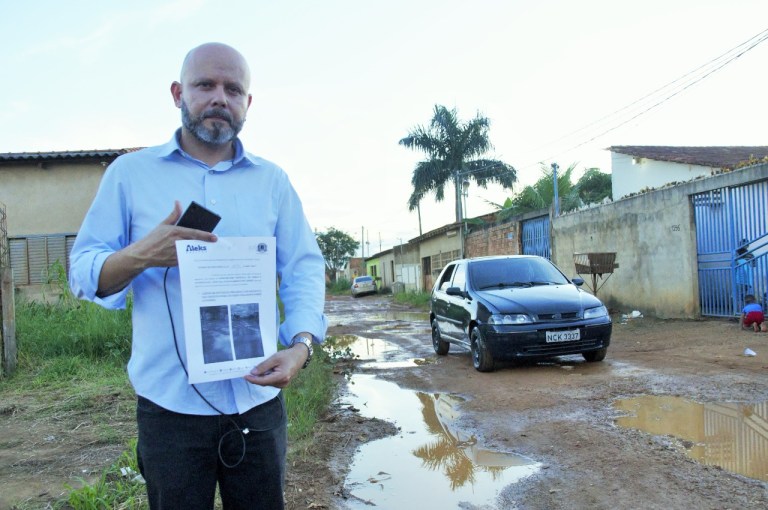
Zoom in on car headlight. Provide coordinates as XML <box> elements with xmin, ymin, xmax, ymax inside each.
<box><xmin>489</xmin><ymin>314</ymin><xmax>533</xmax><ymax>325</ymax></box>
<box><xmin>583</xmin><ymin>305</ymin><xmax>608</xmax><ymax>319</ymax></box>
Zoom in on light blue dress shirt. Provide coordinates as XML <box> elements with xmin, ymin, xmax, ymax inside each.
<box><xmin>69</xmin><ymin>131</ymin><xmax>328</xmax><ymax>415</ymax></box>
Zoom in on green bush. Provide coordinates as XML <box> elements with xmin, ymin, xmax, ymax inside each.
<box><xmin>326</xmin><ymin>277</ymin><xmax>352</xmax><ymax>295</ymax></box>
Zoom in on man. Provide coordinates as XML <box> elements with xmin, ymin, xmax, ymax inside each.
<box><xmin>69</xmin><ymin>43</ymin><xmax>327</xmax><ymax>509</ymax></box>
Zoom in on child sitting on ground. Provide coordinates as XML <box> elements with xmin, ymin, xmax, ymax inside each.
<box><xmin>740</xmin><ymin>294</ymin><xmax>767</xmax><ymax>332</ymax></box>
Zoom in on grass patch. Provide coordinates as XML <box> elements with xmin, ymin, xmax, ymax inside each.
<box><xmin>326</xmin><ymin>277</ymin><xmax>352</xmax><ymax>295</ymax></box>
<box><xmin>286</xmin><ymin>346</ymin><xmax>336</xmax><ymax>447</ymax></box>
<box><xmin>61</xmin><ymin>440</ymin><xmax>147</xmax><ymax>510</ymax></box>
<box><xmin>3</xmin><ymin>289</ymin><xmax>338</xmax><ymax>509</ymax></box>
<box><xmin>392</xmin><ymin>290</ymin><xmax>431</xmax><ymax>310</ymax></box>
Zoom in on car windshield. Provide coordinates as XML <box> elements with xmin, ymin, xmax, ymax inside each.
<box><xmin>469</xmin><ymin>258</ymin><xmax>569</xmax><ymax>290</ymax></box>
<box><xmin>356</xmin><ymin>277</ymin><xmax>372</xmax><ymax>283</ymax></box>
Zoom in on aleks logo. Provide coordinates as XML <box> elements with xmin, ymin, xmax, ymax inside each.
<box><xmin>186</xmin><ymin>245</ymin><xmax>207</xmax><ymax>252</ymax></box>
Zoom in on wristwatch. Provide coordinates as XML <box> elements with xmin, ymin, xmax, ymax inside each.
<box><xmin>291</xmin><ymin>334</ymin><xmax>313</xmax><ymax>369</ymax></box>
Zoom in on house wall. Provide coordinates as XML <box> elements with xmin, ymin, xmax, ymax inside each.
<box><xmin>377</xmin><ymin>250</ymin><xmax>395</xmax><ymax>289</ymax></box>
<box><xmin>553</xmin><ymin>164</ymin><xmax>767</xmax><ymax>319</ymax></box>
<box><xmin>347</xmin><ymin>257</ymin><xmax>365</xmax><ymax>280</ymax></box>
<box><xmin>418</xmin><ymin>229</ymin><xmax>461</xmax><ymax>291</ymax></box>
<box><xmin>365</xmin><ymin>257</ymin><xmax>380</xmax><ymax>283</ymax></box>
<box><xmin>336</xmin><ymin>257</ymin><xmax>365</xmax><ymax>282</ymax></box>
<box><xmin>393</xmin><ymin>242</ymin><xmax>421</xmax><ymax>292</ymax></box>
<box><xmin>611</xmin><ymin>152</ymin><xmax>715</xmax><ymax>200</ymax></box>
<box><xmin>0</xmin><ymin>161</ymin><xmax>105</xmax><ymax>236</ymax></box>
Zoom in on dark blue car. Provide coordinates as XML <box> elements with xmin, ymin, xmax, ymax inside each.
<box><xmin>430</xmin><ymin>255</ymin><xmax>612</xmax><ymax>372</ymax></box>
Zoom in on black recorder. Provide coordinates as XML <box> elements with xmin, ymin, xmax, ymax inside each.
<box><xmin>176</xmin><ymin>201</ymin><xmax>221</xmax><ymax>233</ymax></box>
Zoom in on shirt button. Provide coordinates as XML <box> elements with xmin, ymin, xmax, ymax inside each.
<box><xmin>210</xmin><ymin>199</ymin><xmax>217</xmax><ymax>206</ymax></box>
<box><xmin>209</xmin><ymin>170</ymin><xmax>215</xmax><ymax>175</ymax></box>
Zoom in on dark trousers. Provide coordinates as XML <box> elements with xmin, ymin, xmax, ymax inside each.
<box><xmin>136</xmin><ymin>394</ymin><xmax>287</xmax><ymax>510</ymax></box>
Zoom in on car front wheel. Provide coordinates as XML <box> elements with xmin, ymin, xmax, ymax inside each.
<box><xmin>471</xmin><ymin>328</ymin><xmax>494</xmax><ymax>372</ymax></box>
<box><xmin>582</xmin><ymin>347</ymin><xmax>607</xmax><ymax>362</ymax></box>
<box><xmin>431</xmin><ymin>320</ymin><xmax>449</xmax><ymax>355</ymax></box>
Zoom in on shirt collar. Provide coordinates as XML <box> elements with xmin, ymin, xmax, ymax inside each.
<box><xmin>157</xmin><ymin>128</ymin><xmax>260</xmax><ymax>169</ymax></box>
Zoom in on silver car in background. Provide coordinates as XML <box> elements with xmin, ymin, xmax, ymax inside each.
<box><xmin>351</xmin><ymin>275</ymin><xmax>377</xmax><ymax>297</ymax></box>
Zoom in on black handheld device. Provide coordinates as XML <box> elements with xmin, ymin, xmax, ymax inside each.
<box><xmin>176</xmin><ymin>201</ymin><xmax>221</xmax><ymax>233</ymax></box>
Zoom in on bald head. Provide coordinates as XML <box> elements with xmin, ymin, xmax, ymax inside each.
<box><xmin>171</xmin><ymin>42</ymin><xmax>253</xmax><ymax>155</ymax></box>
<box><xmin>180</xmin><ymin>43</ymin><xmax>251</xmax><ymax>91</ymax></box>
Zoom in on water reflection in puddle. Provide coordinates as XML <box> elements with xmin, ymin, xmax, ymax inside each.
<box><xmin>332</xmin><ymin>334</ymin><xmax>430</xmax><ymax>369</ymax></box>
<box><xmin>344</xmin><ymin>375</ymin><xmax>540</xmax><ymax>508</ymax></box>
<box><xmin>615</xmin><ymin>395</ymin><xmax>768</xmax><ymax>482</ymax></box>
<box><xmin>333</xmin><ymin>334</ymin><xmax>405</xmax><ymax>361</ymax></box>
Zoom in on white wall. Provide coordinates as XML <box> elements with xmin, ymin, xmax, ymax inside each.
<box><xmin>611</xmin><ymin>152</ymin><xmax>717</xmax><ymax>200</ymax></box>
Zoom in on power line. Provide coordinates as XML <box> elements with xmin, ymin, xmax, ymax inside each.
<box><xmin>410</xmin><ymin>27</ymin><xmax>768</xmax><ymax>205</ymax></box>
<box><xmin>543</xmin><ymin>28</ymin><xmax>768</xmax><ymax>148</ymax></box>
<box><xmin>519</xmin><ymin>27</ymin><xmax>768</xmax><ymax>170</ymax></box>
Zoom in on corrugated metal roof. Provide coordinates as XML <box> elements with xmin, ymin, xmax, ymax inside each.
<box><xmin>608</xmin><ymin>145</ymin><xmax>768</xmax><ymax>168</ymax></box>
<box><xmin>0</xmin><ymin>148</ymin><xmax>142</xmax><ymax>164</ymax></box>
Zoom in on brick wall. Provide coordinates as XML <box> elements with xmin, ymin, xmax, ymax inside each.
<box><xmin>465</xmin><ymin>221</ymin><xmax>520</xmax><ymax>258</ymax></box>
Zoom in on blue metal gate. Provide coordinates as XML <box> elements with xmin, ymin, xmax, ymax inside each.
<box><xmin>693</xmin><ymin>180</ymin><xmax>768</xmax><ymax>317</ymax></box>
<box><xmin>521</xmin><ymin>215</ymin><xmax>551</xmax><ymax>259</ymax></box>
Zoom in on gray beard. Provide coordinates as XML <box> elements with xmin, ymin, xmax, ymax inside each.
<box><xmin>181</xmin><ymin>102</ymin><xmax>244</xmax><ymax>147</ymax></box>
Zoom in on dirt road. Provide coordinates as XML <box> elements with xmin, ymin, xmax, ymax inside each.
<box><xmin>3</xmin><ymin>294</ymin><xmax>767</xmax><ymax>509</ymax></box>
<box><xmin>291</xmin><ymin>294</ymin><xmax>768</xmax><ymax>510</ymax></box>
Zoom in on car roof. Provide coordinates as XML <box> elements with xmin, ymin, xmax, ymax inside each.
<box><xmin>458</xmin><ymin>255</ymin><xmax>541</xmax><ymax>264</ymax></box>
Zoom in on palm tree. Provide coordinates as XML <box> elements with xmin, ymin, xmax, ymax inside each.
<box><xmin>399</xmin><ymin>105</ymin><xmax>516</xmax><ymax>223</ymax></box>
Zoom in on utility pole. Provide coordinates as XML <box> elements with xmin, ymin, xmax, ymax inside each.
<box><xmin>456</xmin><ymin>170</ymin><xmax>465</xmax><ymax>259</ymax></box>
<box><xmin>417</xmin><ymin>204</ymin><xmax>423</xmax><ymax>236</ymax></box>
<box><xmin>551</xmin><ymin>162</ymin><xmax>560</xmax><ymax>217</ymax></box>
<box><xmin>455</xmin><ymin>169</ymin><xmax>463</xmax><ymax>225</ymax></box>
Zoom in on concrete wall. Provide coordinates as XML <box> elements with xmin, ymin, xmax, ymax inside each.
<box><xmin>0</xmin><ymin>161</ymin><xmax>105</xmax><ymax>236</ymax></box>
<box><xmin>612</xmin><ymin>151</ymin><xmax>715</xmax><ymax>200</ymax></box>
<box><xmin>552</xmin><ymin>193</ymin><xmax>697</xmax><ymax>318</ymax></box>
<box><xmin>554</xmin><ymin>163</ymin><xmax>767</xmax><ymax>319</ymax></box>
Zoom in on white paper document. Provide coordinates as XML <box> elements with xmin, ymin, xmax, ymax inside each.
<box><xmin>175</xmin><ymin>237</ymin><xmax>276</xmax><ymax>383</ymax></box>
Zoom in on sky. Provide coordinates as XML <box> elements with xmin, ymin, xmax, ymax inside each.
<box><xmin>2</xmin><ymin>1</ymin><xmax>768</xmax><ymax>256</ymax></box>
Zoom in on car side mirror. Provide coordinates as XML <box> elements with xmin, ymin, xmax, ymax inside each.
<box><xmin>446</xmin><ymin>286</ymin><xmax>465</xmax><ymax>297</ymax></box>
<box><xmin>572</xmin><ymin>277</ymin><xmax>584</xmax><ymax>287</ymax></box>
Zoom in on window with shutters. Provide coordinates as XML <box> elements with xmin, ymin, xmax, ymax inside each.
<box><xmin>9</xmin><ymin>234</ymin><xmax>77</xmax><ymax>285</ymax></box>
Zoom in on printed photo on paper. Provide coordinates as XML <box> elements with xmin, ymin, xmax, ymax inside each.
<box><xmin>175</xmin><ymin>237</ymin><xmax>276</xmax><ymax>383</ymax></box>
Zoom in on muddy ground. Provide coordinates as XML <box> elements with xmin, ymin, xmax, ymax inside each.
<box><xmin>292</xmin><ymin>294</ymin><xmax>768</xmax><ymax>510</ymax></box>
<box><xmin>3</xmin><ymin>294</ymin><xmax>768</xmax><ymax>509</ymax></box>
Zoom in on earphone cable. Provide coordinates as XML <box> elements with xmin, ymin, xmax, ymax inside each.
<box><xmin>162</xmin><ymin>267</ymin><xmax>252</xmax><ymax>468</ymax></box>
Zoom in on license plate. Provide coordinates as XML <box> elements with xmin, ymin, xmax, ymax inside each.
<box><xmin>545</xmin><ymin>329</ymin><xmax>581</xmax><ymax>343</ymax></box>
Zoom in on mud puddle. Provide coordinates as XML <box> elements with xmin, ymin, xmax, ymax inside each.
<box><xmin>342</xmin><ymin>374</ymin><xmax>540</xmax><ymax>508</ymax></box>
<box><xmin>333</xmin><ymin>334</ymin><xmax>428</xmax><ymax>369</ymax></box>
<box><xmin>370</xmin><ymin>311</ymin><xmax>430</xmax><ymax>324</ymax></box>
<box><xmin>615</xmin><ymin>395</ymin><xmax>768</xmax><ymax>482</ymax></box>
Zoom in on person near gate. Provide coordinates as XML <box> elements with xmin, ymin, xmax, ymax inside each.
<box><xmin>740</xmin><ymin>294</ymin><xmax>767</xmax><ymax>332</ymax></box>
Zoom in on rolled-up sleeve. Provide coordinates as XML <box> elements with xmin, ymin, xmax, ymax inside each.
<box><xmin>69</xmin><ymin>162</ymin><xmax>132</xmax><ymax>310</ymax></box>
